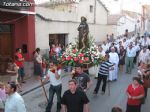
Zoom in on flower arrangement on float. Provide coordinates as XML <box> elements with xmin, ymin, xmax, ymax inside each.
<box><xmin>59</xmin><ymin>37</ymin><xmax>105</xmax><ymax>67</ymax></box>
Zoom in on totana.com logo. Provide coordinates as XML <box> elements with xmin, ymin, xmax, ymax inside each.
<box><xmin>2</xmin><ymin>0</ymin><xmax>34</xmax><ymax>7</ymax></box>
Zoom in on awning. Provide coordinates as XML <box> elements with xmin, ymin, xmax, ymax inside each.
<box><xmin>0</xmin><ymin>8</ymin><xmax>35</xmax><ymax>15</ymax></box>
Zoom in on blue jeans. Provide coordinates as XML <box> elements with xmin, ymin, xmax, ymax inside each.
<box><xmin>46</xmin><ymin>84</ymin><xmax>62</xmax><ymax>112</ymax></box>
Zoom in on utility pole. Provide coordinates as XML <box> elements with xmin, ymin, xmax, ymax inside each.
<box><xmin>94</xmin><ymin>0</ymin><xmax>96</xmax><ymax>24</ymax></box>
<box><xmin>143</xmin><ymin>5</ymin><xmax>146</xmax><ymax>31</ymax></box>
<box><xmin>113</xmin><ymin>0</ymin><xmax>124</xmax><ymax>14</ymax></box>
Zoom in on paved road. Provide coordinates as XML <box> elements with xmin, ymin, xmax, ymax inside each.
<box><xmin>23</xmin><ymin>68</ymin><xmax>150</xmax><ymax>112</ymax></box>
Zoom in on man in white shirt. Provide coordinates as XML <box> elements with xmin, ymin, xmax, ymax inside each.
<box><xmin>43</xmin><ymin>63</ymin><xmax>62</xmax><ymax>112</ymax></box>
<box><xmin>137</xmin><ymin>36</ymin><xmax>143</xmax><ymax>45</ymax></box>
<box><xmin>94</xmin><ymin>46</ymin><xmax>106</xmax><ymax>78</ymax></box>
<box><xmin>138</xmin><ymin>46</ymin><xmax>150</xmax><ymax>64</ymax></box>
<box><xmin>141</xmin><ymin>36</ymin><xmax>149</xmax><ymax>47</ymax></box>
<box><xmin>109</xmin><ymin>47</ymin><xmax>119</xmax><ymax>81</ymax></box>
<box><xmin>125</xmin><ymin>44</ymin><xmax>136</xmax><ymax>74</ymax></box>
<box><xmin>101</xmin><ymin>41</ymin><xmax>108</xmax><ymax>52</ymax></box>
<box><xmin>108</xmin><ymin>43</ymin><xmax>118</xmax><ymax>53</ymax></box>
<box><xmin>98</xmin><ymin>46</ymin><xmax>106</xmax><ymax>57</ymax></box>
<box><xmin>131</xmin><ymin>34</ymin><xmax>136</xmax><ymax>42</ymax></box>
<box><xmin>122</xmin><ymin>38</ymin><xmax>128</xmax><ymax>50</ymax></box>
<box><xmin>5</xmin><ymin>82</ymin><xmax>26</xmax><ymax>112</ymax></box>
<box><xmin>133</xmin><ymin>41</ymin><xmax>141</xmax><ymax>64</ymax></box>
<box><xmin>116</xmin><ymin>41</ymin><xmax>123</xmax><ymax>53</ymax></box>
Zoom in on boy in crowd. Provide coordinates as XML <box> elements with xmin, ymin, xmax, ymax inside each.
<box><xmin>93</xmin><ymin>54</ymin><xmax>114</xmax><ymax>95</ymax></box>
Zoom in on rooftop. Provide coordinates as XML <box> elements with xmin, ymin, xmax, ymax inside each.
<box><xmin>107</xmin><ymin>14</ymin><xmax>124</xmax><ymax>25</ymax></box>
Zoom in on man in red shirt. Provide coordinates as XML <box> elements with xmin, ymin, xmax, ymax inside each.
<box><xmin>126</xmin><ymin>77</ymin><xmax>145</xmax><ymax>112</ymax></box>
<box><xmin>15</xmin><ymin>48</ymin><xmax>25</xmax><ymax>85</ymax></box>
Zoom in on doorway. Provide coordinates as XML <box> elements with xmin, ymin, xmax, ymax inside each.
<box><xmin>49</xmin><ymin>34</ymin><xmax>67</xmax><ymax>48</ymax></box>
<box><xmin>0</xmin><ymin>24</ymin><xmax>13</xmax><ymax>74</ymax></box>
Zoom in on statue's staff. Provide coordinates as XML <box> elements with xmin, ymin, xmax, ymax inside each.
<box><xmin>40</xmin><ymin>78</ymin><xmax>48</xmax><ymax>102</ymax></box>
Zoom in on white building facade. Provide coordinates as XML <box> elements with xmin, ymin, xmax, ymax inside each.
<box><xmin>35</xmin><ymin>0</ymin><xmax>109</xmax><ymax>53</ymax></box>
<box><xmin>107</xmin><ymin>15</ymin><xmax>138</xmax><ymax>37</ymax></box>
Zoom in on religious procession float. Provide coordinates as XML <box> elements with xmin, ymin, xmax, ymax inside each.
<box><xmin>58</xmin><ymin>17</ymin><xmax>105</xmax><ymax>72</ymax></box>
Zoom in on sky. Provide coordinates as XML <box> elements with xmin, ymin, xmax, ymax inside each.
<box><xmin>101</xmin><ymin>0</ymin><xmax>150</xmax><ymax>14</ymax></box>
<box><xmin>34</xmin><ymin>0</ymin><xmax>150</xmax><ymax>14</ymax></box>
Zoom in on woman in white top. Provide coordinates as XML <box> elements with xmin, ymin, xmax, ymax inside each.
<box><xmin>33</xmin><ymin>48</ymin><xmax>43</xmax><ymax>80</ymax></box>
<box><xmin>6</xmin><ymin>59</ymin><xmax>22</xmax><ymax>92</ymax></box>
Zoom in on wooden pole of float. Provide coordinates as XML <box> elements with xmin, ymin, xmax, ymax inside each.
<box><xmin>40</xmin><ymin>78</ymin><xmax>49</xmax><ymax>102</ymax></box>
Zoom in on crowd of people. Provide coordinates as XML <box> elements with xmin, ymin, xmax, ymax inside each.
<box><xmin>0</xmin><ymin>32</ymin><xmax>150</xmax><ymax>112</ymax></box>
<box><xmin>33</xmin><ymin>32</ymin><xmax>150</xmax><ymax>112</ymax></box>
<box><xmin>95</xmin><ymin>33</ymin><xmax>150</xmax><ymax>112</ymax></box>
<box><xmin>0</xmin><ymin>48</ymin><xmax>26</xmax><ymax>112</ymax></box>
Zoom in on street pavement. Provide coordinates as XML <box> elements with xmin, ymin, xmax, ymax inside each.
<box><xmin>22</xmin><ymin>68</ymin><xmax>150</xmax><ymax>112</ymax></box>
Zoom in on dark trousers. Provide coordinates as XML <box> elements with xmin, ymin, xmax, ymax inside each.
<box><xmin>144</xmin><ymin>87</ymin><xmax>148</xmax><ymax>98</ymax></box>
<box><xmin>126</xmin><ymin>104</ymin><xmax>141</xmax><ymax>112</ymax></box>
<box><xmin>134</xmin><ymin>51</ymin><xmax>139</xmax><ymax>64</ymax></box>
<box><xmin>133</xmin><ymin>55</ymin><xmax>137</xmax><ymax>64</ymax></box>
<box><xmin>46</xmin><ymin>84</ymin><xmax>62</xmax><ymax>112</ymax></box>
<box><xmin>148</xmin><ymin>45</ymin><xmax>150</xmax><ymax>50</ymax></box>
<box><xmin>141</xmin><ymin>87</ymin><xmax>148</xmax><ymax>104</ymax></box>
<box><xmin>18</xmin><ymin>67</ymin><xmax>25</xmax><ymax>78</ymax></box>
<box><xmin>94</xmin><ymin>75</ymin><xmax>107</xmax><ymax>93</ymax></box>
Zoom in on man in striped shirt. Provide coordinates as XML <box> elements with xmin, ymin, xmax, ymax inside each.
<box><xmin>93</xmin><ymin>54</ymin><xmax>114</xmax><ymax>95</ymax></box>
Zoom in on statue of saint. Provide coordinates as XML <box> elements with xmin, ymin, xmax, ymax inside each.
<box><xmin>78</xmin><ymin>17</ymin><xmax>89</xmax><ymax>50</ymax></box>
